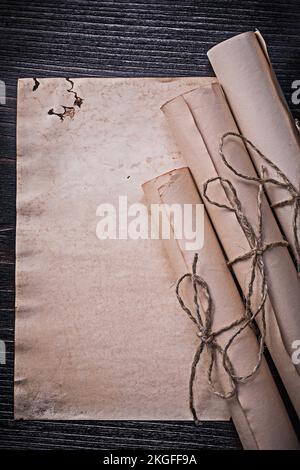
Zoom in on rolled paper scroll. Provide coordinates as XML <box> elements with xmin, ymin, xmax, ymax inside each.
<box><xmin>143</xmin><ymin>167</ymin><xmax>299</xmax><ymax>450</ymax></box>
<box><xmin>207</xmin><ymin>31</ymin><xmax>300</xmax><ymax>268</ymax></box>
<box><xmin>180</xmin><ymin>82</ymin><xmax>300</xmax><ymax>375</ymax></box>
<box><xmin>161</xmin><ymin>89</ymin><xmax>300</xmax><ymax>417</ymax></box>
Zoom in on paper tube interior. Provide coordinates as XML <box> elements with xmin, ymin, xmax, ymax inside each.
<box><xmin>143</xmin><ymin>167</ymin><xmax>299</xmax><ymax>450</ymax></box>
<box><xmin>208</xmin><ymin>31</ymin><xmax>300</xmax><ymax>265</ymax></box>
<box><xmin>162</xmin><ymin>86</ymin><xmax>300</xmax><ymax>418</ymax></box>
<box><xmin>15</xmin><ymin>76</ymin><xmax>231</xmax><ymax>421</ymax></box>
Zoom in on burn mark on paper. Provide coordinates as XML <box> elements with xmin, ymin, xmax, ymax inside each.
<box><xmin>32</xmin><ymin>78</ymin><xmax>40</xmax><ymax>91</ymax></box>
<box><xmin>48</xmin><ymin>78</ymin><xmax>84</xmax><ymax>121</ymax></box>
<box><xmin>48</xmin><ymin>106</ymin><xmax>76</xmax><ymax>121</ymax></box>
<box><xmin>66</xmin><ymin>78</ymin><xmax>84</xmax><ymax>108</ymax></box>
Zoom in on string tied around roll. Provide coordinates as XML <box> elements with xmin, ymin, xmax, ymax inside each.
<box><xmin>176</xmin><ymin>254</ymin><xmax>235</xmax><ymax>424</ymax></box>
<box><xmin>176</xmin><ymin>246</ymin><xmax>272</xmax><ymax>425</ymax></box>
<box><xmin>219</xmin><ymin>132</ymin><xmax>300</xmax><ymax>274</ymax></box>
<box><xmin>178</xmin><ymin>163</ymin><xmax>289</xmax><ymax>425</ymax></box>
<box><xmin>203</xmin><ymin>168</ymin><xmax>288</xmax><ymax>364</ymax></box>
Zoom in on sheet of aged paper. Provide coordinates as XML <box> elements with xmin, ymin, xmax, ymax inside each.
<box><xmin>143</xmin><ymin>167</ymin><xmax>299</xmax><ymax>450</ymax></box>
<box><xmin>162</xmin><ymin>88</ymin><xmax>300</xmax><ymax>418</ymax></box>
<box><xmin>15</xmin><ymin>76</ymin><xmax>230</xmax><ymax>420</ymax></box>
<box><xmin>208</xmin><ymin>31</ymin><xmax>300</xmax><ymax>266</ymax></box>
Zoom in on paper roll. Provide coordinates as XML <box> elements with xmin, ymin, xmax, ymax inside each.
<box><xmin>207</xmin><ymin>31</ymin><xmax>300</xmax><ymax>267</ymax></box>
<box><xmin>162</xmin><ymin>88</ymin><xmax>300</xmax><ymax>418</ymax></box>
<box><xmin>143</xmin><ymin>167</ymin><xmax>299</xmax><ymax>450</ymax></box>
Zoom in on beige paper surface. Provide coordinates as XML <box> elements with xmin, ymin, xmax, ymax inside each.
<box><xmin>15</xmin><ymin>76</ymin><xmax>230</xmax><ymax>420</ymax></box>
<box><xmin>208</xmin><ymin>31</ymin><xmax>300</xmax><ymax>265</ymax></box>
<box><xmin>162</xmin><ymin>87</ymin><xmax>300</xmax><ymax>417</ymax></box>
<box><xmin>143</xmin><ymin>167</ymin><xmax>299</xmax><ymax>450</ymax></box>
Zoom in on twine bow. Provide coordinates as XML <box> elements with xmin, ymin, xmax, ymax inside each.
<box><xmin>219</xmin><ymin>132</ymin><xmax>300</xmax><ymax>273</ymax></box>
<box><xmin>203</xmin><ymin>169</ymin><xmax>288</xmax><ymax>363</ymax></box>
<box><xmin>176</xmin><ymin>249</ymin><xmax>271</xmax><ymax>425</ymax></box>
<box><xmin>177</xmin><ymin>159</ymin><xmax>289</xmax><ymax>424</ymax></box>
<box><xmin>203</xmin><ymin>171</ymin><xmax>289</xmax><ymax>323</ymax></box>
<box><xmin>176</xmin><ymin>132</ymin><xmax>297</xmax><ymax>424</ymax></box>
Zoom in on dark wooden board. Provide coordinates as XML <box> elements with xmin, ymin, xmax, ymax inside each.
<box><xmin>0</xmin><ymin>0</ymin><xmax>299</xmax><ymax>450</ymax></box>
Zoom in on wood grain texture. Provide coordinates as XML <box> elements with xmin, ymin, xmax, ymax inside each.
<box><xmin>0</xmin><ymin>0</ymin><xmax>299</xmax><ymax>450</ymax></box>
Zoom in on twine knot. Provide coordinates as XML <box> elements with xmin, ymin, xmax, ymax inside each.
<box><xmin>198</xmin><ymin>330</ymin><xmax>214</xmax><ymax>344</ymax></box>
<box><xmin>177</xmin><ymin>132</ymin><xmax>297</xmax><ymax>425</ymax></box>
<box><xmin>176</xmin><ymin>253</ymin><xmax>265</xmax><ymax>424</ymax></box>
<box><xmin>219</xmin><ymin>132</ymin><xmax>300</xmax><ymax>274</ymax></box>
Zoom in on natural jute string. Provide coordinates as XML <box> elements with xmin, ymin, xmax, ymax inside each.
<box><xmin>176</xmin><ymin>134</ymin><xmax>290</xmax><ymax>424</ymax></box>
<box><xmin>176</xmin><ymin>173</ymin><xmax>285</xmax><ymax>423</ymax></box>
<box><xmin>176</xmin><ymin>253</ymin><xmax>241</xmax><ymax>424</ymax></box>
<box><xmin>219</xmin><ymin>132</ymin><xmax>300</xmax><ymax>274</ymax></box>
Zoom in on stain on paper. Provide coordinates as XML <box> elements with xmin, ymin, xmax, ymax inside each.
<box><xmin>32</xmin><ymin>78</ymin><xmax>40</xmax><ymax>91</ymax></box>
<box><xmin>48</xmin><ymin>78</ymin><xmax>84</xmax><ymax>121</ymax></box>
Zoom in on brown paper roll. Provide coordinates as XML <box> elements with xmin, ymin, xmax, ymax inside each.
<box><xmin>161</xmin><ymin>88</ymin><xmax>300</xmax><ymax>418</ymax></box>
<box><xmin>208</xmin><ymin>31</ymin><xmax>300</xmax><ymax>266</ymax></box>
<box><xmin>143</xmin><ymin>167</ymin><xmax>299</xmax><ymax>450</ymax></box>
